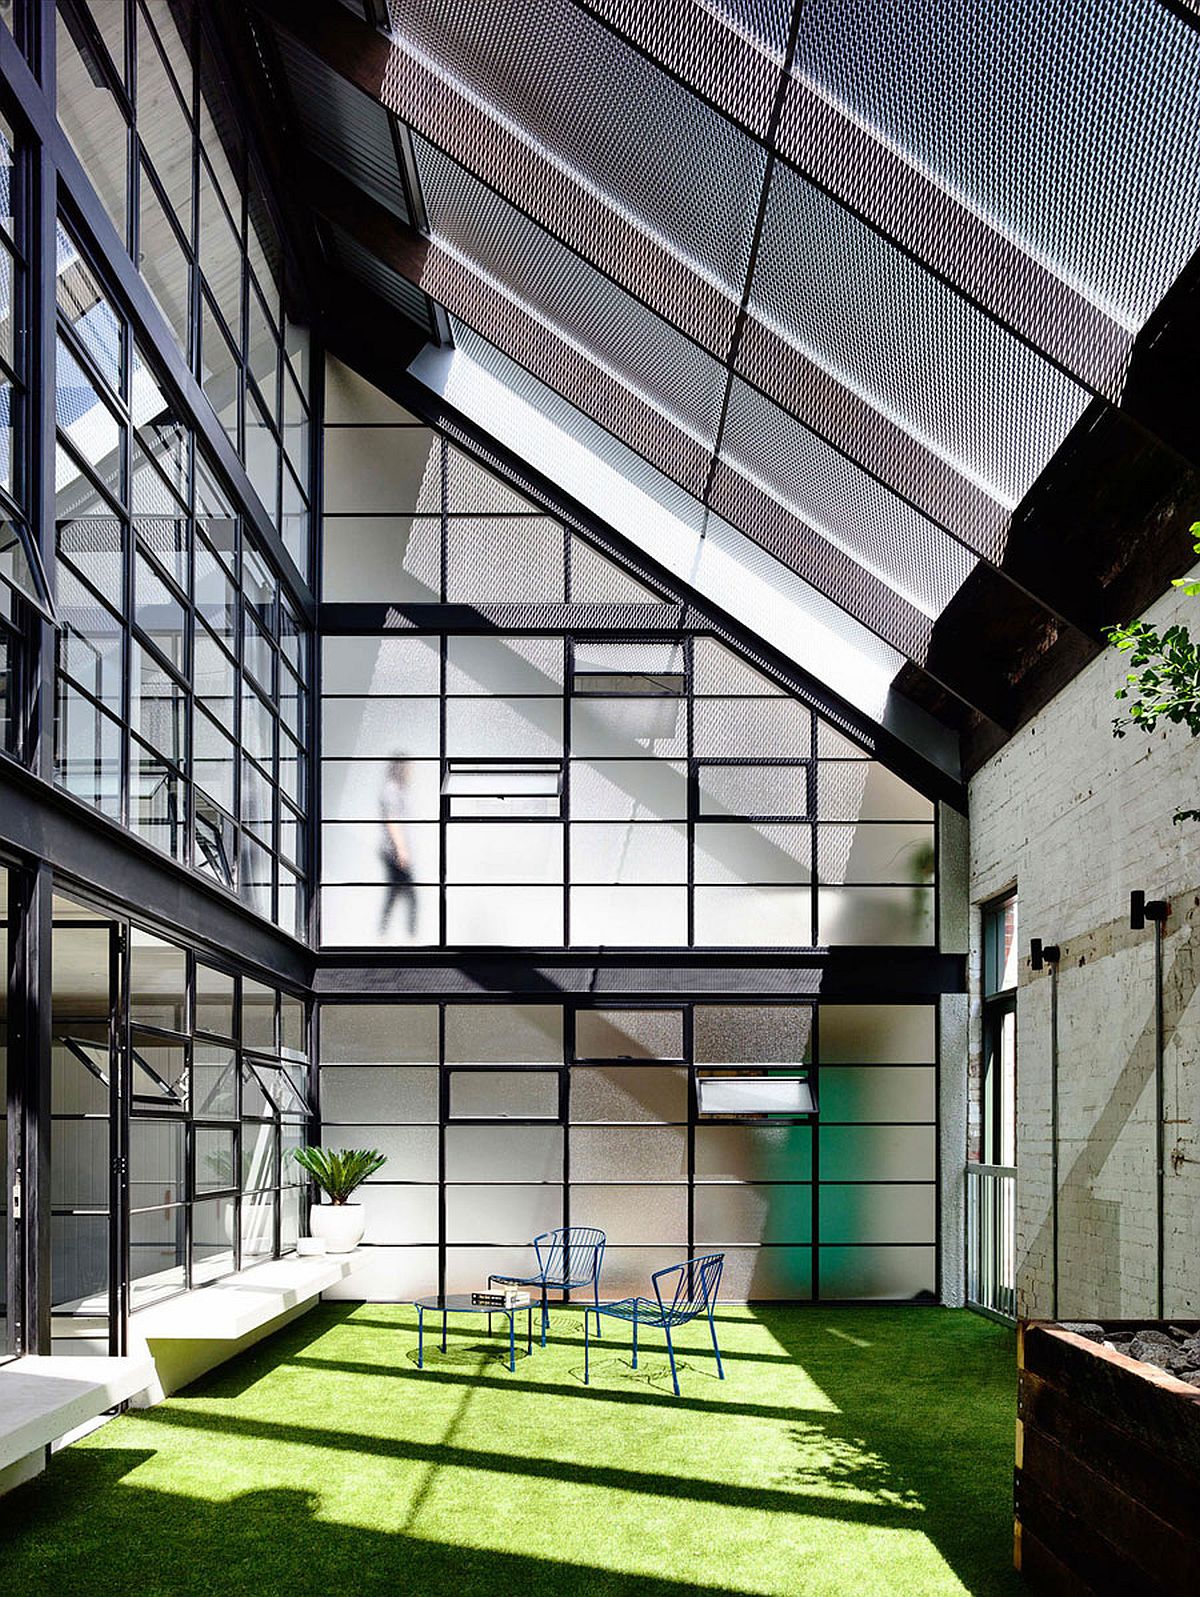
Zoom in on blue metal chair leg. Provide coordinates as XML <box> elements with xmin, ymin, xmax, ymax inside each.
<box><xmin>541</xmin><ymin>1284</ymin><xmax>548</xmax><ymax>1347</ymax></box>
<box><xmin>584</xmin><ymin>1309</ymin><xmax>590</xmax><ymax>1384</ymax></box>
<box><xmin>632</xmin><ymin>1305</ymin><xmax>638</xmax><ymax>1369</ymax></box>
<box><xmin>418</xmin><ymin>1304</ymin><xmax>424</xmax><ymax>1368</ymax></box>
<box><xmin>527</xmin><ymin>1306</ymin><xmax>532</xmax><ymax>1354</ymax></box>
<box><xmin>509</xmin><ymin>1311</ymin><xmax>516</xmax><ymax>1372</ymax></box>
<box><xmin>594</xmin><ymin>1277</ymin><xmax>602</xmax><ymax>1337</ymax></box>
<box><xmin>708</xmin><ymin>1307</ymin><xmax>724</xmax><ymax>1379</ymax></box>
<box><xmin>664</xmin><ymin>1324</ymin><xmax>680</xmax><ymax>1397</ymax></box>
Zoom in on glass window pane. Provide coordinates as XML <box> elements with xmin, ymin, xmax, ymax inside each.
<box><xmin>695</xmin><ymin>822</ymin><xmax>811</xmax><ymax>883</ymax></box>
<box><xmin>569</xmin><ymin>1126</ymin><xmax>687</xmax><ymax>1181</ymax></box>
<box><xmin>129</xmin><ymin>929</ymin><xmax>186</xmax><ymax>1029</ymax></box>
<box><xmin>693</xmin><ymin>886</ymin><xmax>812</xmax><ymax>947</ymax></box>
<box><xmin>444</xmin><ymin>1184</ymin><xmax>562</xmax><ymax>1245</ymax></box>
<box><xmin>445</xmin><ymin>822</ymin><xmax>563</xmax><ymax>885</ymax></box>
<box><xmin>57</xmin><ymin>565</ymin><xmax>123</xmax><ymax>710</ymax></box>
<box><xmin>698</xmin><ymin>763</ymin><xmax>808</xmax><ymax>818</ymax></box>
<box><xmin>445</xmin><ymin>1125</ymin><xmax>562</xmax><ymax>1182</ymax></box>
<box><xmin>319</xmin><ymin>1066</ymin><xmax>439</xmax><ymax>1123</ymax></box>
<box><xmin>817</xmin><ymin>1245</ymin><xmax>935</xmax><ymax>1302</ymax></box>
<box><xmin>570</xmin><ymin>823</ymin><xmax>686</xmax><ymax>885</ymax></box>
<box><xmin>695</xmin><ymin>1184</ymin><xmax>812</xmax><ymax>1245</ymax></box>
<box><xmin>445</xmin><ymin>697</ymin><xmax>562</xmax><ymax>759</ymax></box>
<box><xmin>693</xmin><ymin>697</ymin><xmax>809</xmax><ymax>757</ymax></box>
<box><xmin>55</xmin><ymin>682</ymin><xmax>121</xmax><ymax>816</ymax></box>
<box><xmin>129</xmin><ymin>1206</ymin><xmax>186</xmax><ymax>1306</ymax></box>
<box><xmin>56</xmin><ymin>337</ymin><xmax>122</xmax><ymax>484</ymax></box>
<box><xmin>569</xmin><ymin>1184</ymin><xmax>687</xmax><ymax>1245</ymax></box>
<box><xmin>445</xmin><ymin>516</ymin><xmax>565</xmax><ymax>601</ymax></box>
<box><xmin>821</xmin><ymin>823</ymin><xmax>935</xmax><ymax>885</ymax></box>
<box><xmin>51</xmin><ymin>1120</ymin><xmax>109</xmax><ymax>1207</ymax></box>
<box><xmin>447</xmin><ymin>636</ymin><xmax>564</xmax><ymax>695</ymax></box>
<box><xmin>320</xmin><ymin>1124</ymin><xmax>438</xmax><ymax>1180</ymax></box>
<box><xmin>570</xmin><ymin>698</ymin><xmax>686</xmax><ymax>758</ymax></box>
<box><xmin>193</xmin><ymin>1044</ymin><xmax>237</xmax><ymax>1117</ymax></box>
<box><xmin>570</xmin><ymin>759</ymin><xmax>687</xmax><ymax>821</ymax></box>
<box><xmin>569</xmin><ymin>886</ymin><xmax>686</xmax><ymax>946</ymax></box>
<box><xmin>320</xmin><ymin>884</ymin><xmax>439</xmax><ymax>946</ymax></box>
<box><xmin>193</xmin><ymin>1196</ymin><xmax>236</xmax><ymax>1284</ymax></box>
<box><xmin>819</xmin><ymin>886</ymin><xmax>935</xmax><ymax>945</ymax></box>
<box><xmin>321</xmin><ymin>696</ymin><xmax>439</xmax><ymax>760</ymax></box>
<box><xmin>694</xmin><ymin>1124</ymin><xmax>813</xmax><ymax>1182</ymax></box>
<box><xmin>569</xmin><ymin>1064</ymin><xmax>687</xmax><ymax>1122</ymax></box>
<box><xmin>819</xmin><ymin>763</ymin><xmax>934</xmax><ymax>822</ymax></box>
<box><xmin>241</xmin><ymin>1191</ymin><xmax>276</xmax><ymax>1260</ymax></box>
<box><xmin>322</xmin><ymin>634</ymin><xmax>440</xmax><ymax>696</ymax></box>
<box><xmin>322</xmin><ymin>514</ymin><xmax>441</xmax><ymax>602</ymax></box>
<box><xmin>697</xmin><ymin>1076</ymin><xmax>816</xmax><ymax>1115</ymax></box>
<box><xmin>817</xmin><ymin>1125</ymin><xmax>936</xmax><ymax>1183</ymax></box>
<box><xmin>320</xmin><ymin>1003</ymin><xmax>439</xmax><ymax>1066</ymax></box>
<box><xmin>129</xmin><ymin>1120</ymin><xmax>186</xmax><ymax>1209</ymax></box>
<box><xmin>445</xmin><ymin>885</ymin><xmax>563</xmax><ymax>945</ymax></box>
<box><xmin>57</xmin><ymin>17</ymin><xmax>129</xmax><ymax>246</ymax></box>
<box><xmin>130</xmin><ymin>742</ymin><xmax>185</xmax><ymax>858</ymax></box>
<box><xmin>57</xmin><ymin>239</ymin><xmax>123</xmax><ymax>396</ymax></box>
<box><xmin>574</xmin><ymin>1011</ymin><xmax>684</xmax><ymax>1063</ymax></box>
<box><xmin>448</xmin><ymin>1070</ymin><xmax>559</xmax><ymax>1119</ymax></box>
<box><xmin>323</xmin><ymin>424</ymin><xmax>441</xmax><ymax>514</ymax></box>
<box><xmin>819</xmin><ymin>1185</ymin><xmax>935</xmax><ymax>1246</ymax></box>
<box><xmin>818</xmin><ymin>1005</ymin><xmax>936</xmax><ymax>1064</ymax></box>
<box><xmin>322</xmin><ymin>758</ymin><xmax>441</xmax><ymax>823</ymax></box>
<box><xmin>695</xmin><ymin>1006</ymin><xmax>813</xmax><ymax>1065</ymax></box>
<box><xmin>242</xmin><ymin>978</ymin><xmax>277</xmax><ymax>1052</ymax></box>
<box><xmin>819</xmin><ymin>1066</ymin><xmax>935</xmax><ymax>1124</ymax></box>
<box><xmin>137</xmin><ymin>17</ymin><xmax>193</xmax><ymax>235</ymax></box>
<box><xmin>195</xmin><ymin>1127</ymin><xmax>237</xmax><ymax>1195</ymax></box>
<box><xmin>139</xmin><ymin>164</ymin><xmax>191</xmax><ymax>356</ymax></box>
<box><xmin>134</xmin><ymin>551</ymin><xmax>186</xmax><ymax>671</ymax></box>
<box><xmin>444</xmin><ymin>1005</ymin><xmax>562</xmax><ymax>1067</ymax></box>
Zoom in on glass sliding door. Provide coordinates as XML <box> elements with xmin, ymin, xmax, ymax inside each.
<box><xmin>51</xmin><ymin>900</ymin><xmax>122</xmax><ymax>1355</ymax></box>
<box><xmin>1</xmin><ymin>862</ymin><xmax>18</xmax><ymax>1361</ymax></box>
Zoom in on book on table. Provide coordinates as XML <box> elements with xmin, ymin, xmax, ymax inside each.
<box><xmin>471</xmin><ymin>1289</ymin><xmax>532</xmax><ymax>1308</ymax></box>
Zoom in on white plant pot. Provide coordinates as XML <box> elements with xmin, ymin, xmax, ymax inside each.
<box><xmin>310</xmin><ymin>1202</ymin><xmax>365</xmax><ymax>1253</ymax></box>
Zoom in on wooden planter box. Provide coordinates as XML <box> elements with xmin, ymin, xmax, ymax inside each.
<box><xmin>1016</xmin><ymin>1320</ymin><xmax>1200</xmax><ymax>1594</ymax></box>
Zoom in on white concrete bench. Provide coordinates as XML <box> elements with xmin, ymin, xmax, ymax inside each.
<box><xmin>0</xmin><ymin>1354</ymin><xmax>155</xmax><ymax>1493</ymax></box>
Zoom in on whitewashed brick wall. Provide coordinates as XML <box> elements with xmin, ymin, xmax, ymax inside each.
<box><xmin>969</xmin><ymin>569</ymin><xmax>1200</xmax><ymax>1319</ymax></box>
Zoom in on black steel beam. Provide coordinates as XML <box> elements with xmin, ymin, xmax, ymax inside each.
<box><xmin>314</xmin><ymin>950</ymin><xmax>967</xmax><ymax>1000</ymax></box>
<box><xmin>0</xmin><ymin>760</ymin><xmax>312</xmax><ymax>987</ymax></box>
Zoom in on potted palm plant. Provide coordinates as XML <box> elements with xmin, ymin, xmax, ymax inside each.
<box><xmin>291</xmin><ymin>1146</ymin><xmax>386</xmax><ymax>1252</ymax></box>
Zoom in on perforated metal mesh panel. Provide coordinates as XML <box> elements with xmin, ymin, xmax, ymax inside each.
<box><xmin>790</xmin><ymin>0</ymin><xmax>1200</xmax><ymax>330</ymax></box>
<box><xmin>274</xmin><ymin>31</ymin><xmax>412</xmax><ymax>223</ymax></box>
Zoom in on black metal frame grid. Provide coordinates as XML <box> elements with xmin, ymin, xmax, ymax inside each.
<box><xmin>316</xmin><ymin>994</ymin><xmax>940</xmax><ymax>1305</ymax></box>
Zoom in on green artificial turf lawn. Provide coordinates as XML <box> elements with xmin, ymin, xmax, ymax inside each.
<box><xmin>0</xmin><ymin>1304</ymin><xmax>1020</xmax><ymax>1596</ymax></box>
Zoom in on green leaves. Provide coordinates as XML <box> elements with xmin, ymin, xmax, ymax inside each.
<box><xmin>1107</xmin><ymin>524</ymin><xmax>1200</xmax><ymax>744</ymax></box>
<box><xmin>290</xmin><ymin>1146</ymin><xmax>387</xmax><ymax>1203</ymax></box>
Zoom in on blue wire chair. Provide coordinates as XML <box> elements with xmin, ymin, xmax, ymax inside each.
<box><xmin>585</xmin><ymin>1253</ymin><xmax>725</xmax><ymax>1397</ymax></box>
<box><xmin>489</xmin><ymin>1226</ymin><xmax>607</xmax><ymax>1346</ymax></box>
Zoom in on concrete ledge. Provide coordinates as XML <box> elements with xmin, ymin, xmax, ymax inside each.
<box><xmin>129</xmin><ymin>1253</ymin><xmax>357</xmax><ymax>1402</ymax></box>
<box><xmin>0</xmin><ymin>1354</ymin><xmax>155</xmax><ymax>1479</ymax></box>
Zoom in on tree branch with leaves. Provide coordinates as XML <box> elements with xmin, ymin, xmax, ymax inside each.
<box><xmin>1107</xmin><ymin>522</ymin><xmax>1200</xmax><ymax>823</ymax></box>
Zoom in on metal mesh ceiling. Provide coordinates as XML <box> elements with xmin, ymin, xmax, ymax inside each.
<box><xmin>260</xmin><ymin>0</ymin><xmax>1200</xmax><ymax>741</ymax></box>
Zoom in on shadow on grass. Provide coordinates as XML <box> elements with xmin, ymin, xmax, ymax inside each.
<box><xmin>0</xmin><ymin>1452</ymin><xmax>761</xmax><ymax>1597</ymax></box>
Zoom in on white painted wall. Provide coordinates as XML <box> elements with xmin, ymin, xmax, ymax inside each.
<box><xmin>969</xmin><ymin>567</ymin><xmax>1200</xmax><ymax>1318</ymax></box>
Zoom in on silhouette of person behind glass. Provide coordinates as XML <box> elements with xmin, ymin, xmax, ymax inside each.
<box><xmin>379</xmin><ymin>754</ymin><xmax>418</xmax><ymax>939</ymax></box>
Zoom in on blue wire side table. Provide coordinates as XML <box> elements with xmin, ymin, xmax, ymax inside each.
<box><xmin>412</xmin><ymin>1293</ymin><xmax>534</xmax><ymax>1372</ymax></box>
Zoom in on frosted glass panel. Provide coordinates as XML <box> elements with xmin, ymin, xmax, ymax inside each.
<box><xmin>820</xmin><ymin>823</ymin><xmax>935</xmax><ymax>884</ymax></box>
<box><xmin>695</xmin><ymin>1184</ymin><xmax>812</xmax><ymax>1244</ymax></box>
<box><xmin>322</xmin><ymin>426</ymin><xmax>440</xmax><ymax>514</ymax></box>
<box><xmin>819</xmin><ymin>763</ymin><xmax>934</xmax><ymax>822</ymax></box>
<box><xmin>446</xmin><ymin>823</ymin><xmax>563</xmax><ymax>884</ymax></box>
<box><xmin>445</xmin><ymin>1005</ymin><xmax>563</xmax><ymax>1066</ymax></box>
<box><xmin>323</xmin><ymin>1245</ymin><xmax>439</xmax><ymax>1301</ymax></box>
<box><xmin>818</xmin><ymin>1125</ymin><xmax>936</xmax><ymax>1182</ymax></box>
<box><xmin>445</xmin><ymin>1183</ymin><xmax>563</xmax><ymax>1244</ymax></box>
<box><xmin>323</xmin><ymin>1125</ymin><xmax>439</xmax><ymax>1179</ymax></box>
<box><xmin>818</xmin><ymin>1246</ymin><xmax>936</xmax><ymax>1301</ymax></box>
<box><xmin>570</xmin><ymin>886</ymin><xmax>687</xmax><ymax>946</ymax></box>
<box><xmin>322</xmin><ymin>758</ymin><xmax>441</xmax><ymax>821</ymax></box>
<box><xmin>445</xmin><ymin>697</ymin><xmax>562</xmax><ymax>758</ymax></box>
<box><xmin>693</xmin><ymin>886</ymin><xmax>812</xmax><ymax>946</ymax></box>
<box><xmin>321</xmin><ymin>884</ymin><xmax>440</xmax><ymax>946</ymax></box>
<box><xmin>694</xmin><ymin>1005</ymin><xmax>813</xmax><ymax>1064</ymax></box>
<box><xmin>322</xmin><ymin>821</ymin><xmax>439</xmax><ymax>884</ymax></box>
<box><xmin>320</xmin><ymin>1005</ymin><xmax>439</xmax><ymax>1065</ymax></box>
<box><xmin>445</xmin><ymin>516</ymin><xmax>565</xmax><ymax>601</ymax></box>
<box><xmin>693</xmin><ymin>638</ymin><xmax>787</xmax><ymax>696</ymax></box>
<box><xmin>819</xmin><ymin>887</ymin><xmax>935</xmax><ymax>946</ymax></box>
<box><xmin>321</xmin><ymin>697</ymin><xmax>440</xmax><ymax>759</ymax></box>
<box><xmin>571</xmin><ymin>1184</ymin><xmax>687</xmax><ymax>1244</ymax></box>
<box><xmin>318</xmin><ymin>1066</ymin><xmax>439</xmax><ymax>1122</ymax></box>
<box><xmin>448</xmin><ymin>1071</ymin><xmax>559</xmax><ymax>1118</ymax></box>
<box><xmin>569</xmin><ymin>1126</ymin><xmax>688</xmax><ymax>1181</ymax></box>
<box><xmin>570</xmin><ymin>699</ymin><xmax>687</xmax><ymax>757</ymax></box>
<box><xmin>570</xmin><ymin>1066</ymin><xmax>688</xmax><ymax>1123</ymax></box>
<box><xmin>446</xmin><ymin>635</ymin><xmax>564</xmax><ymax>694</ymax></box>
<box><xmin>718</xmin><ymin>1247</ymin><xmax>811</xmax><ymax>1301</ymax></box>
<box><xmin>322</xmin><ymin>635</ymin><xmax>440</xmax><ymax>695</ymax></box>
<box><xmin>819</xmin><ymin>1185</ymin><xmax>935</xmax><ymax>1245</ymax></box>
<box><xmin>819</xmin><ymin>1005</ymin><xmax>936</xmax><ymax>1063</ymax></box>
<box><xmin>446</xmin><ymin>1125</ymin><xmax>563</xmax><ymax>1182</ymax></box>
<box><xmin>694</xmin><ymin>1125</ymin><xmax>813</xmax><ymax>1182</ymax></box>
<box><xmin>819</xmin><ymin>1066</ymin><xmax>936</xmax><ymax>1123</ymax></box>
<box><xmin>570</xmin><ymin>824</ymin><xmax>687</xmax><ymax>884</ymax></box>
<box><xmin>585</xmin><ymin>1246</ymin><xmax>690</xmax><ymax>1299</ymax></box>
<box><xmin>697</xmin><ymin>763</ymin><xmax>808</xmax><ymax>818</ymax></box>
<box><xmin>570</xmin><ymin>759</ymin><xmax>688</xmax><ymax>821</ymax></box>
<box><xmin>694</xmin><ymin>823</ymin><xmax>811</xmax><ymax>883</ymax></box>
<box><xmin>445</xmin><ymin>885</ymin><xmax>563</xmax><ymax>944</ymax></box>
<box><xmin>321</xmin><ymin>515</ymin><xmax>441</xmax><ymax>602</ymax></box>
<box><xmin>358</xmin><ymin>1184</ymin><xmax>439</xmax><ymax>1245</ymax></box>
<box><xmin>693</xmin><ymin>697</ymin><xmax>809</xmax><ymax>757</ymax></box>
<box><xmin>444</xmin><ymin>1245</ymin><xmax>562</xmax><ymax>1296</ymax></box>
<box><xmin>574</xmin><ymin>1011</ymin><xmax>685</xmax><ymax>1062</ymax></box>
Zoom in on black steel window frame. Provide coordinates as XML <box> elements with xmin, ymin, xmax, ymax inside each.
<box><xmin>316</xmin><ymin>995</ymin><xmax>940</xmax><ymax>1306</ymax></box>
